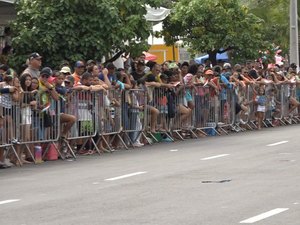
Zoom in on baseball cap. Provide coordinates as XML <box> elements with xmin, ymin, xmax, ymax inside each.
<box><xmin>60</xmin><ymin>66</ymin><xmax>71</xmax><ymax>74</ymax></box>
<box><xmin>64</xmin><ymin>75</ymin><xmax>74</xmax><ymax>84</ymax></box>
<box><xmin>0</xmin><ymin>64</ymin><xmax>9</xmax><ymax>72</ymax></box>
<box><xmin>169</xmin><ymin>62</ymin><xmax>178</xmax><ymax>69</ymax></box>
<box><xmin>87</xmin><ymin>59</ymin><xmax>96</xmax><ymax>65</ymax></box>
<box><xmin>74</xmin><ymin>61</ymin><xmax>85</xmax><ymax>68</ymax></box>
<box><xmin>223</xmin><ymin>63</ymin><xmax>231</xmax><ymax>69</ymax></box>
<box><xmin>29</xmin><ymin>52</ymin><xmax>42</xmax><ymax>60</ymax></box>
<box><xmin>40</xmin><ymin>67</ymin><xmax>52</xmax><ymax>77</ymax></box>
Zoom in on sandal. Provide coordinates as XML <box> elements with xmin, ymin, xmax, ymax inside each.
<box><xmin>65</xmin><ymin>152</ymin><xmax>73</xmax><ymax>159</ymax></box>
<box><xmin>79</xmin><ymin>149</ymin><xmax>95</xmax><ymax>156</ymax></box>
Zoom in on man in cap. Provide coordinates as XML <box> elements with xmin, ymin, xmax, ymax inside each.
<box><xmin>222</xmin><ymin>63</ymin><xmax>232</xmax><ymax>80</ymax></box>
<box><xmin>60</xmin><ymin>66</ymin><xmax>72</xmax><ymax>76</ymax></box>
<box><xmin>72</xmin><ymin>61</ymin><xmax>85</xmax><ymax>86</ymax></box>
<box><xmin>22</xmin><ymin>52</ymin><xmax>42</xmax><ymax>78</ymax></box>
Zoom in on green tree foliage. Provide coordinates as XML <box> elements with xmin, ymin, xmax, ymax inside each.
<box><xmin>162</xmin><ymin>0</ymin><xmax>267</xmax><ymax>65</ymax></box>
<box><xmin>243</xmin><ymin>0</ymin><xmax>290</xmax><ymax>53</ymax></box>
<box><xmin>10</xmin><ymin>0</ymin><xmax>162</xmax><ymax>69</ymax></box>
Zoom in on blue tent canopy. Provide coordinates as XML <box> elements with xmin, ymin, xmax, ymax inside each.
<box><xmin>194</xmin><ymin>52</ymin><xmax>229</xmax><ymax>64</ymax></box>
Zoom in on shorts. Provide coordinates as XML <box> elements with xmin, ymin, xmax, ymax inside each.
<box><xmin>158</xmin><ymin>105</ymin><xmax>168</xmax><ymax>114</ymax></box>
<box><xmin>21</xmin><ymin>107</ymin><xmax>32</xmax><ymax>125</ymax></box>
<box><xmin>257</xmin><ymin>105</ymin><xmax>266</xmax><ymax>112</ymax></box>
<box><xmin>235</xmin><ymin>103</ymin><xmax>242</xmax><ymax>115</ymax></box>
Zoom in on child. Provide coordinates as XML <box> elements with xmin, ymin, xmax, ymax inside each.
<box><xmin>268</xmin><ymin>88</ymin><xmax>281</xmax><ymax>120</ymax></box>
<box><xmin>255</xmin><ymin>87</ymin><xmax>267</xmax><ymax>130</ymax></box>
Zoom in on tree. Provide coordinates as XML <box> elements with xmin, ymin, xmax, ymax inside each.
<box><xmin>243</xmin><ymin>0</ymin><xmax>290</xmax><ymax>52</ymax></box>
<box><xmin>10</xmin><ymin>0</ymin><xmax>162</xmax><ymax>69</ymax></box>
<box><xmin>161</xmin><ymin>0</ymin><xmax>267</xmax><ymax>65</ymax></box>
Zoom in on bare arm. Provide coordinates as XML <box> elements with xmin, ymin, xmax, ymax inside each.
<box><xmin>102</xmin><ymin>68</ymin><xmax>112</xmax><ymax>89</ymax></box>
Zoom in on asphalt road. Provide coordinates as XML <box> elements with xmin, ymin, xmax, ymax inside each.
<box><xmin>0</xmin><ymin>125</ymin><xmax>300</xmax><ymax>225</ymax></box>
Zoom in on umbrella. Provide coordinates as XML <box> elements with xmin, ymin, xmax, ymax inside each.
<box><xmin>144</xmin><ymin>52</ymin><xmax>158</xmax><ymax>61</ymax></box>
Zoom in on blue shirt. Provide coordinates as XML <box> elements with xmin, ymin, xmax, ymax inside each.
<box><xmin>99</xmin><ymin>73</ymin><xmax>117</xmax><ymax>83</ymax></box>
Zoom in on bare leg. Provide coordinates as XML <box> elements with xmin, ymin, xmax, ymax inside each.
<box><xmin>60</xmin><ymin>113</ymin><xmax>76</xmax><ymax>137</ymax></box>
<box><xmin>149</xmin><ymin>106</ymin><xmax>159</xmax><ymax>133</ymax></box>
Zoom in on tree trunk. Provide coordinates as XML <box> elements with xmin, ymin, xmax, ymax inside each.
<box><xmin>208</xmin><ymin>51</ymin><xmax>217</xmax><ymax>66</ymax></box>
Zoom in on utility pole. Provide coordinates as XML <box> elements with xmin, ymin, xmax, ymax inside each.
<box><xmin>290</xmin><ymin>0</ymin><xmax>299</xmax><ymax>68</ymax></box>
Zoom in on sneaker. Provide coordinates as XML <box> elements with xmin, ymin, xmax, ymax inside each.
<box><xmin>231</xmin><ymin>126</ymin><xmax>240</xmax><ymax>132</ymax></box>
<box><xmin>4</xmin><ymin>158</ymin><xmax>13</xmax><ymax>167</ymax></box>
<box><xmin>239</xmin><ymin>119</ymin><xmax>247</xmax><ymax>125</ymax></box>
<box><xmin>217</xmin><ymin>122</ymin><xmax>225</xmax><ymax>126</ymax></box>
<box><xmin>0</xmin><ymin>161</ymin><xmax>10</xmax><ymax>169</ymax></box>
<box><xmin>162</xmin><ymin>137</ymin><xmax>173</xmax><ymax>142</ymax></box>
<box><xmin>10</xmin><ymin>138</ymin><xmax>19</xmax><ymax>144</ymax></box>
<box><xmin>133</xmin><ymin>142</ymin><xmax>144</xmax><ymax>147</ymax></box>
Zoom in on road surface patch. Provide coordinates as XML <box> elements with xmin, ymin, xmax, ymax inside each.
<box><xmin>240</xmin><ymin>208</ymin><xmax>289</xmax><ymax>223</ymax></box>
<box><xmin>105</xmin><ymin>171</ymin><xmax>147</xmax><ymax>181</ymax></box>
<box><xmin>0</xmin><ymin>199</ymin><xmax>21</xmax><ymax>205</ymax></box>
<box><xmin>267</xmin><ymin>141</ymin><xmax>289</xmax><ymax>147</ymax></box>
<box><xmin>201</xmin><ymin>154</ymin><xmax>229</xmax><ymax>161</ymax></box>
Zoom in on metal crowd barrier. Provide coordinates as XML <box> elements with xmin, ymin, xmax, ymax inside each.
<box><xmin>66</xmin><ymin>90</ymin><xmax>99</xmax><ymax>156</ymax></box>
<box><xmin>17</xmin><ymin>91</ymin><xmax>61</xmax><ymax>161</ymax></box>
<box><xmin>0</xmin><ymin>91</ymin><xmax>61</xmax><ymax>165</ymax></box>
<box><xmin>144</xmin><ymin>86</ymin><xmax>174</xmax><ymax>142</ymax></box>
<box><xmin>96</xmin><ymin>89</ymin><xmax>127</xmax><ymax>151</ymax></box>
<box><xmin>0</xmin><ymin>104</ymin><xmax>22</xmax><ymax>164</ymax></box>
<box><xmin>217</xmin><ymin>86</ymin><xmax>236</xmax><ymax>134</ymax></box>
<box><xmin>122</xmin><ymin>89</ymin><xmax>148</xmax><ymax>147</ymax></box>
<box><xmin>170</xmin><ymin>85</ymin><xmax>197</xmax><ymax>140</ymax></box>
<box><xmin>193</xmin><ymin>85</ymin><xmax>220</xmax><ymax>136</ymax></box>
<box><xmin>2</xmin><ymin>81</ymin><xmax>300</xmax><ymax>168</ymax></box>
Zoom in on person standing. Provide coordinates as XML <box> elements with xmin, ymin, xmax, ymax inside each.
<box><xmin>22</xmin><ymin>52</ymin><xmax>42</xmax><ymax>78</ymax></box>
<box><xmin>72</xmin><ymin>61</ymin><xmax>85</xmax><ymax>86</ymax></box>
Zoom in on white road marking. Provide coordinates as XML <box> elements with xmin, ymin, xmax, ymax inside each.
<box><xmin>240</xmin><ymin>208</ymin><xmax>289</xmax><ymax>224</ymax></box>
<box><xmin>201</xmin><ymin>154</ymin><xmax>229</xmax><ymax>161</ymax></box>
<box><xmin>293</xmin><ymin>202</ymin><xmax>299</xmax><ymax>205</ymax></box>
<box><xmin>0</xmin><ymin>199</ymin><xmax>21</xmax><ymax>205</ymax></box>
<box><xmin>267</xmin><ymin>141</ymin><xmax>289</xmax><ymax>147</ymax></box>
<box><xmin>92</xmin><ymin>182</ymin><xmax>99</xmax><ymax>185</ymax></box>
<box><xmin>170</xmin><ymin>149</ymin><xmax>178</xmax><ymax>152</ymax></box>
<box><xmin>105</xmin><ymin>171</ymin><xmax>147</xmax><ymax>181</ymax></box>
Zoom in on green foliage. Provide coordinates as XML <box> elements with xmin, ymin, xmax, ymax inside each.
<box><xmin>10</xmin><ymin>0</ymin><xmax>162</xmax><ymax>70</ymax></box>
<box><xmin>244</xmin><ymin>0</ymin><xmax>290</xmax><ymax>53</ymax></box>
<box><xmin>162</xmin><ymin>0</ymin><xmax>267</xmax><ymax>64</ymax></box>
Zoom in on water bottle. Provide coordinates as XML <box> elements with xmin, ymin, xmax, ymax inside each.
<box><xmin>34</xmin><ymin>145</ymin><xmax>43</xmax><ymax>163</ymax></box>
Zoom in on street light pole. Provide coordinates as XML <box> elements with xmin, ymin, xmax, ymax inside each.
<box><xmin>290</xmin><ymin>0</ymin><xmax>299</xmax><ymax>68</ymax></box>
